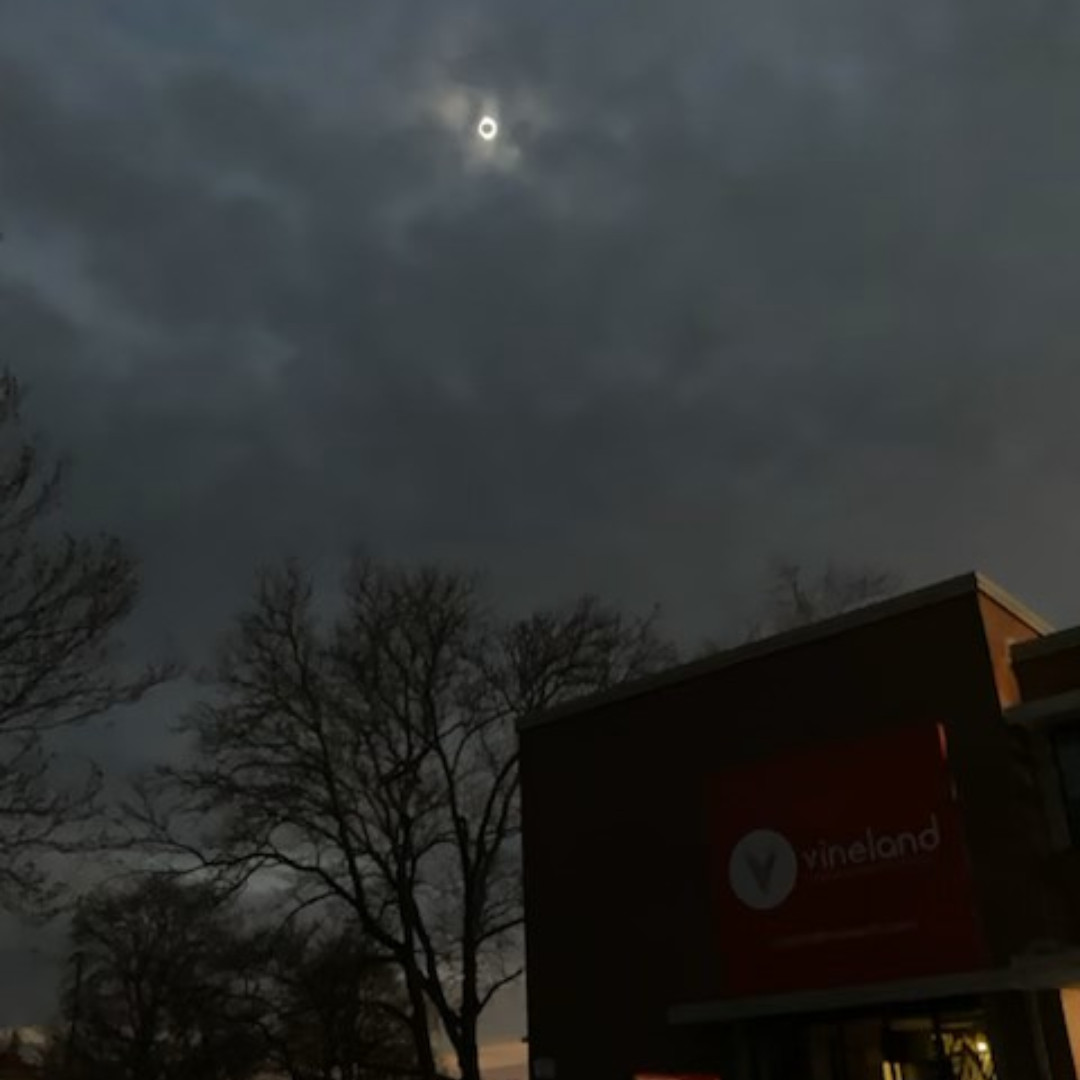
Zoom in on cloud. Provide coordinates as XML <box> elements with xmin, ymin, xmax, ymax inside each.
<box><xmin>4</xmin><ymin>0</ymin><xmax>1080</xmax><ymax>1025</ymax></box>
<box><xmin>4</xmin><ymin>0</ymin><xmax>1080</xmax><ymax>785</ymax></box>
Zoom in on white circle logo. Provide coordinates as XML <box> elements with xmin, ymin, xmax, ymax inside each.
<box><xmin>728</xmin><ymin>829</ymin><xmax>798</xmax><ymax>910</ymax></box>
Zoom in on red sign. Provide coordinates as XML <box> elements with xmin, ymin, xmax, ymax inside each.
<box><xmin>712</xmin><ymin>723</ymin><xmax>986</xmax><ymax>996</ymax></box>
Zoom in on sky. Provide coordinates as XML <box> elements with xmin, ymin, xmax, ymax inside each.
<box><xmin>3</xmin><ymin>0</ymin><xmax>1080</xmax><ymax>1063</ymax></box>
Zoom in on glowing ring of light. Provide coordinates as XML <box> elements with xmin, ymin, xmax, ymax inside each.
<box><xmin>477</xmin><ymin>117</ymin><xmax>499</xmax><ymax>141</ymax></box>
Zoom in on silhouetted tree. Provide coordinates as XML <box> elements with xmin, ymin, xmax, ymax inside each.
<box><xmin>695</xmin><ymin>560</ymin><xmax>902</xmax><ymax>656</ymax></box>
<box><xmin>759</xmin><ymin>559</ymin><xmax>901</xmax><ymax>633</ymax></box>
<box><xmin>135</xmin><ymin>556</ymin><xmax>674</xmax><ymax>1080</ymax></box>
<box><xmin>252</xmin><ymin>922</ymin><xmax>416</xmax><ymax>1080</ymax></box>
<box><xmin>0</xmin><ymin>372</ymin><xmax>168</xmax><ymax>912</ymax></box>
<box><xmin>56</xmin><ymin>877</ymin><xmax>416</xmax><ymax>1080</ymax></box>
<box><xmin>59</xmin><ymin>876</ymin><xmax>263</xmax><ymax>1080</ymax></box>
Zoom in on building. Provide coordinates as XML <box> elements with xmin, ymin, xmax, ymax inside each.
<box><xmin>518</xmin><ymin>573</ymin><xmax>1080</xmax><ymax>1080</ymax></box>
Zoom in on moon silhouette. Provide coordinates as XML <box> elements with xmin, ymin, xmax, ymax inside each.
<box><xmin>477</xmin><ymin>116</ymin><xmax>499</xmax><ymax>141</ymax></box>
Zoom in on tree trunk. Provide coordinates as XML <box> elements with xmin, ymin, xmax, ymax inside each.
<box><xmin>454</xmin><ymin>957</ymin><xmax>482</xmax><ymax>1080</ymax></box>
<box><xmin>456</xmin><ymin>1021</ymin><xmax>482</xmax><ymax>1080</ymax></box>
<box><xmin>404</xmin><ymin>966</ymin><xmax>439</xmax><ymax>1080</ymax></box>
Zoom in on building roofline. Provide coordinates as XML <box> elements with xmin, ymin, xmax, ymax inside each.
<box><xmin>974</xmin><ymin>573</ymin><xmax>1055</xmax><ymax>636</ymax></box>
<box><xmin>1012</xmin><ymin>623</ymin><xmax>1080</xmax><ymax>665</ymax></box>
<box><xmin>517</xmin><ymin>572</ymin><xmax>1051</xmax><ymax>734</ymax></box>
<box><xmin>1004</xmin><ymin>688</ymin><xmax>1080</xmax><ymax>728</ymax></box>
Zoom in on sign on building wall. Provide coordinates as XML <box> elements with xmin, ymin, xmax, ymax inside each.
<box><xmin>713</xmin><ymin>722</ymin><xmax>986</xmax><ymax>996</ymax></box>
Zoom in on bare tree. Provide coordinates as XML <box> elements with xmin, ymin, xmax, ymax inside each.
<box><xmin>761</xmin><ymin>560</ymin><xmax>901</xmax><ymax>633</ymax></box>
<box><xmin>0</xmin><ymin>371</ymin><xmax>168</xmax><ymax>912</ymax></box>
<box><xmin>707</xmin><ymin>559</ymin><xmax>902</xmax><ymax>650</ymax></box>
<box><xmin>58</xmin><ymin>876</ymin><xmax>264</xmax><ymax>1080</ymax></box>
<box><xmin>135</xmin><ymin>556</ymin><xmax>674</xmax><ymax>1080</ymax></box>
<box><xmin>252</xmin><ymin>922</ymin><xmax>416</xmax><ymax>1080</ymax></box>
<box><xmin>55</xmin><ymin>877</ymin><xmax>413</xmax><ymax>1080</ymax></box>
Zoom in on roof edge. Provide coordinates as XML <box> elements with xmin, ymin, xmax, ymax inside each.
<box><xmin>668</xmin><ymin>952</ymin><xmax>1080</xmax><ymax>1024</ymax></box>
<box><xmin>1004</xmin><ymin>688</ymin><xmax>1080</xmax><ymax>728</ymax></box>
<box><xmin>1012</xmin><ymin>623</ymin><xmax>1080</xmax><ymax>664</ymax></box>
<box><xmin>972</xmin><ymin>571</ymin><xmax>1054</xmax><ymax>636</ymax></box>
<box><xmin>518</xmin><ymin>572</ymin><xmax>1049</xmax><ymax>734</ymax></box>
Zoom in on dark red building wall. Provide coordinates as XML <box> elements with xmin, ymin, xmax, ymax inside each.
<box><xmin>520</xmin><ymin>588</ymin><xmax>1056</xmax><ymax>1080</ymax></box>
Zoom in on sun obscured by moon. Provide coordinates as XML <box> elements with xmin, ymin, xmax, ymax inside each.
<box><xmin>424</xmin><ymin>87</ymin><xmax>533</xmax><ymax>171</ymax></box>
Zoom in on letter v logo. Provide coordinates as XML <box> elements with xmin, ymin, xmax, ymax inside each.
<box><xmin>729</xmin><ymin>829</ymin><xmax>798</xmax><ymax>910</ymax></box>
<box><xmin>745</xmin><ymin>848</ymin><xmax>778</xmax><ymax>893</ymax></box>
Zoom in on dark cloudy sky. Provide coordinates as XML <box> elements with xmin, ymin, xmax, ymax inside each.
<box><xmin>3</xmin><ymin>0</ymin><xmax>1080</xmax><ymax>1050</ymax></box>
